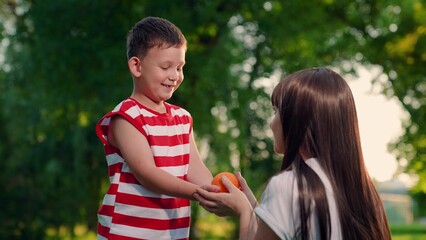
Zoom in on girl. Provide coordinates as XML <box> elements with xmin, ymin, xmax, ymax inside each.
<box><xmin>194</xmin><ymin>67</ymin><xmax>391</xmax><ymax>240</ymax></box>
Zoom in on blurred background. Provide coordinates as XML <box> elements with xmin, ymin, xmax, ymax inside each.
<box><xmin>0</xmin><ymin>0</ymin><xmax>425</xmax><ymax>239</ymax></box>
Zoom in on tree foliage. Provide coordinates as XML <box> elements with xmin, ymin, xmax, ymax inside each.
<box><xmin>0</xmin><ymin>0</ymin><xmax>424</xmax><ymax>238</ymax></box>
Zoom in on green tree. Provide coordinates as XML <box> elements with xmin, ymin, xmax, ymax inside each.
<box><xmin>1</xmin><ymin>0</ymin><xmax>424</xmax><ymax>239</ymax></box>
<box><xmin>1</xmin><ymin>0</ymin><xmax>135</xmax><ymax>238</ymax></box>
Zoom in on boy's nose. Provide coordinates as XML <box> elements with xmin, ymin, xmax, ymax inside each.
<box><xmin>169</xmin><ymin>71</ymin><xmax>179</xmax><ymax>81</ymax></box>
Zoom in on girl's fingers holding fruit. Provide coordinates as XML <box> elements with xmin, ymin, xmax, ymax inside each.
<box><xmin>236</xmin><ymin>172</ymin><xmax>248</xmax><ymax>189</ymax></box>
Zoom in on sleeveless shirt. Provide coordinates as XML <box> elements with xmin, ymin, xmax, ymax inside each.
<box><xmin>96</xmin><ymin>98</ymin><xmax>192</xmax><ymax>240</ymax></box>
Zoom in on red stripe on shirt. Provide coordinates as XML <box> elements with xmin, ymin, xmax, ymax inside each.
<box><xmin>113</xmin><ymin>212</ymin><xmax>190</xmax><ymax>230</ymax></box>
<box><xmin>117</xmin><ymin>192</ymin><xmax>190</xmax><ymax>209</ymax></box>
<box><xmin>119</xmin><ymin>172</ymin><xmax>186</xmax><ymax>185</ymax></box>
<box><xmin>147</xmin><ymin>134</ymin><xmax>190</xmax><ymax>146</ymax></box>
<box><xmin>98</xmin><ymin>222</ymin><xmax>110</xmax><ymax>238</ymax></box>
<box><xmin>108</xmin><ymin>162</ymin><xmax>123</xmax><ymax>177</ymax></box>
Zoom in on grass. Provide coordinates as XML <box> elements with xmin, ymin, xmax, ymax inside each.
<box><xmin>391</xmin><ymin>223</ymin><xmax>426</xmax><ymax>240</ymax></box>
<box><xmin>194</xmin><ymin>211</ymin><xmax>236</xmax><ymax>239</ymax></box>
<box><xmin>45</xmin><ymin>225</ymin><xmax>96</xmax><ymax>240</ymax></box>
<box><xmin>44</xmin><ymin>221</ymin><xmax>426</xmax><ymax>240</ymax></box>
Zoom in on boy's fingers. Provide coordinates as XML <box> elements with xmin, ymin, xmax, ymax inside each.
<box><xmin>193</xmin><ymin>193</ymin><xmax>216</xmax><ymax>208</ymax></box>
<box><xmin>201</xmin><ymin>184</ymin><xmax>220</xmax><ymax>192</ymax></box>
<box><xmin>196</xmin><ymin>187</ymin><xmax>213</xmax><ymax>197</ymax></box>
<box><xmin>196</xmin><ymin>187</ymin><xmax>223</xmax><ymax>201</ymax></box>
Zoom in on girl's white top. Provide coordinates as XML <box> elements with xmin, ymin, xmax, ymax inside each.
<box><xmin>254</xmin><ymin>158</ymin><xmax>342</xmax><ymax>239</ymax></box>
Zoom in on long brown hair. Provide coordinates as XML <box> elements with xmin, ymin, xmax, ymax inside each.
<box><xmin>271</xmin><ymin>67</ymin><xmax>390</xmax><ymax>239</ymax></box>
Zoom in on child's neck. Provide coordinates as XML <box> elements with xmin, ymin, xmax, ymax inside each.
<box><xmin>130</xmin><ymin>94</ymin><xmax>167</xmax><ymax>113</ymax></box>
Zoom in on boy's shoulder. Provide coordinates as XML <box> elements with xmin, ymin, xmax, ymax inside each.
<box><xmin>108</xmin><ymin>98</ymin><xmax>136</xmax><ymax>113</ymax></box>
<box><xmin>165</xmin><ymin>102</ymin><xmax>191</xmax><ymax>117</ymax></box>
<box><xmin>108</xmin><ymin>99</ymin><xmax>192</xmax><ymax>118</ymax></box>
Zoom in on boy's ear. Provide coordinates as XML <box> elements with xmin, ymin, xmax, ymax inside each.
<box><xmin>128</xmin><ymin>56</ymin><xmax>142</xmax><ymax>78</ymax></box>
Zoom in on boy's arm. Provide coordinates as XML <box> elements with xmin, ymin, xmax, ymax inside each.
<box><xmin>110</xmin><ymin>116</ymin><xmax>198</xmax><ymax>200</ymax></box>
<box><xmin>187</xmin><ymin>131</ymin><xmax>213</xmax><ymax>185</ymax></box>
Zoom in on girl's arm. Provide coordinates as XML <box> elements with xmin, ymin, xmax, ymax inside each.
<box><xmin>194</xmin><ymin>176</ymin><xmax>280</xmax><ymax>240</ymax></box>
<box><xmin>239</xmin><ymin>210</ymin><xmax>280</xmax><ymax>240</ymax></box>
<box><xmin>109</xmin><ymin>116</ymin><xmax>198</xmax><ymax>200</ymax></box>
<box><xmin>194</xmin><ymin>177</ymin><xmax>257</xmax><ymax>238</ymax></box>
<box><xmin>253</xmin><ymin>219</ymin><xmax>280</xmax><ymax>240</ymax></box>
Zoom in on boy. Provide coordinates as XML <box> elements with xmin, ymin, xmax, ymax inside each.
<box><xmin>96</xmin><ymin>16</ymin><xmax>212</xmax><ymax>239</ymax></box>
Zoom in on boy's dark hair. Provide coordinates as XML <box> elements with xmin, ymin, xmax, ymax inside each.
<box><xmin>126</xmin><ymin>16</ymin><xmax>187</xmax><ymax>60</ymax></box>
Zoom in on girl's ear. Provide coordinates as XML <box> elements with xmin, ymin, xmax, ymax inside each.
<box><xmin>128</xmin><ymin>56</ymin><xmax>142</xmax><ymax>78</ymax></box>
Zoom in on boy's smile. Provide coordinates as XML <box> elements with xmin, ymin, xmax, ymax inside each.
<box><xmin>162</xmin><ymin>83</ymin><xmax>176</xmax><ymax>89</ymax></box>
<box><xmin>132</xmin><ymin>45</ymin><xmax>186</xmax><ymax>110</ymax></box>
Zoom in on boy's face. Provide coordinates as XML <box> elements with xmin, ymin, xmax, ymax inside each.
<box><xmin>138</xmin><ymin>45</ymin><xmax>186</xmax><ymax>103</ymax></box>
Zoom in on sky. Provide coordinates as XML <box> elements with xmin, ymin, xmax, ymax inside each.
<box><xmin>345</xmin><ymin>66</ymin><xmax>407</xmax><ymax>183</ymax></box>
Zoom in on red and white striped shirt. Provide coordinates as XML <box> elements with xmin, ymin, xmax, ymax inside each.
<box><xmin>96</xmin><ymin>98</ymin><xmax>192</xmax><ymax>240</ymax></box>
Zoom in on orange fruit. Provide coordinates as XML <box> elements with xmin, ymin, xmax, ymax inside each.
<box><xmin>211</xmin><ymin>172</ymin><xmax>241</xmax><ymax>193</ymax></box>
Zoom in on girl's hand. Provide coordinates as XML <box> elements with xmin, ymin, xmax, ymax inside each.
<box><xmin>235</xmin><ymin>172</ymin><xmax>258</xmax><ymax>208</ymax></box>
<box><xmin>194</xmin><ymin>174</ymin><xmax>253</xmax><ymax>217</ymax></box>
